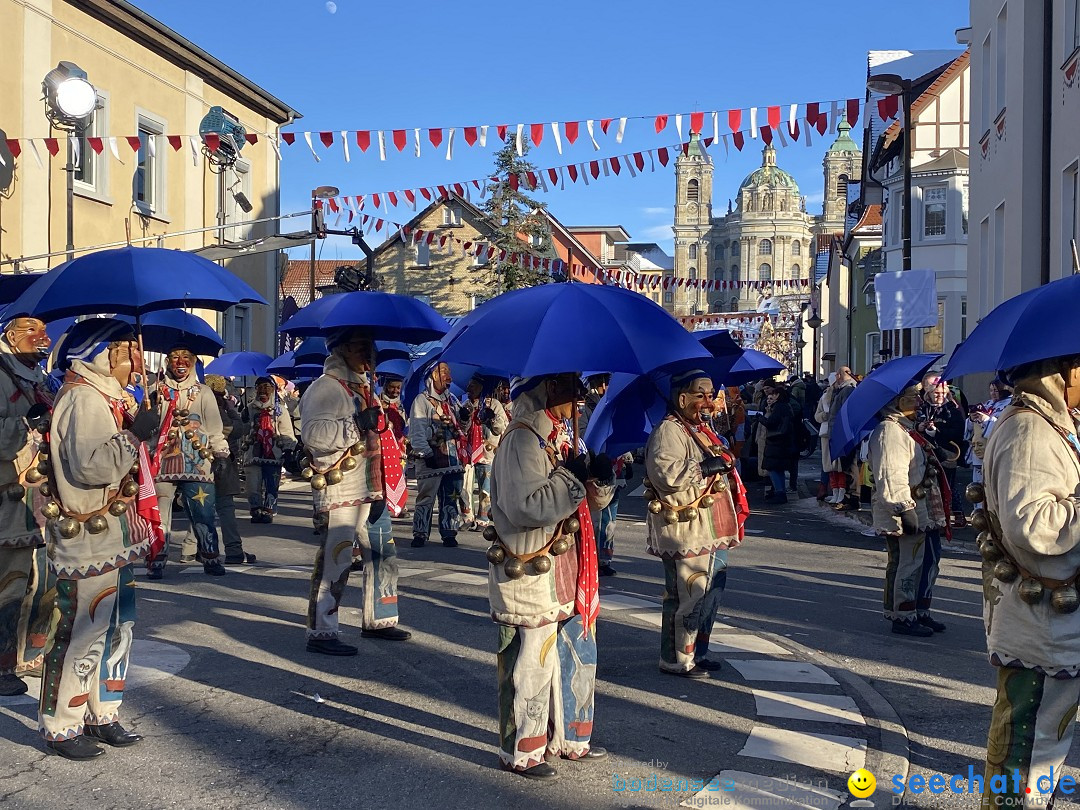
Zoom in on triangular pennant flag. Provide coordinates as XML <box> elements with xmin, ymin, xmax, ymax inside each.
<box><xmin>567</xmin><ymin>164</ymin><xmax>579</xmax><ymax>183</ymax></box>
<box><xmin>599</xmin><ymin>118</ymin><xmax>613</xmax><ymax>134</ymax></box>
<box><xmin>728</xmin><ymin>109</ymin><xmax>743</xmax><ymax>135</ymax></box>
<box><xmin>320</xmin><ymin>131</ymin><xmax>334</xmax><ymax>148</ymax></box>
<box><xmin>413</xmin><ymin>128</ymin><xmax>422</xmax><ymax>158</ymax></box>
<box><xmin>392</xmin><ymin>130</ymin><xmax>407</xmax><ymax>151</ymax></box>
<box><xmin>341</xmin><ymin>131</ymin><xmax>350</xmax><ymax>163</ymax></box>
<box><xmin>564</xmin><ymin>121</ymin><xmax>579</xmax><ymax>144</ymax></box>
<box><xmin>846</xmin><ymin>98</ymin><xmax>860</xmax><ymax>127</ymax></box>
<box><xmin>732</xmin><ymin>132</ymin><xmax>745</xmax><ymax>151</ymax></box>
<box><xmin>445</xmin><ymin>128</ymin><xmax>455</xmax><ymax>160</ymax></box>
<box><xmin>429</xmin><ymin>128</ymin><xmax>444</xmax><ymax>148</ymax></box>
<box><xmin>303</xmin><ymin>132</ymin><xmax>321</xmax><ymax>163</ymax></box>
<box><xmin>166</xmin><ymin>135</ymin><xmax>181</xmax><ymax>152</ymax></box>
<box><xmin>377</xmin><ymin>131</ymin><xmax>387</xmax><ymax>160</ymax></box>
<box><xmin>420</xmin><ymin>187</ymin><xmax>432</xmax><ymax>201</ymax></box>
<box><xmin>633</xmin><ymin>152</ymin><xmax>645</xmax><ymax>171</ymax></box>
<box><xmin>580</xmin><ymin>163</ymin><xmax>589</xmax><ymax>185</ymax></box>
<box><xmin>464</xmin><ymin>126</ymin><xmax>478</xmax><ymax>146</ymax></box>
<box><xmin>126</xmin><ymin>135</ymin><xmax>142</xmax><ymax>153</ymax></box>
<box><xmin>586</xmin><ymin>120</ymin><xmax>599</xmax><ymax>150</ymax></box>
<box><xmin>387</xmin><ymin>191</ymin><xmax>398</xmax><ymax>207</ymax></box>
<box><xmin>404</xmin><ymin>189</ymin><xmax>416</xmax><ymax>209</ymax></box>
<box><xmin>616</xmin><ymin>117</ymin><xmax>627</xmax><ymax>143</ymax></box>
<box><xmin>675</xmin><ymin>113</ymin><xmax>683</xmax><ymax>139</ymax></box>
<box><xmin>530</xmin><ymin>123</ymin><xmax>544</xmax><ymax>147</ymax></box>
<box><xmin>690</xmin><ymin>111</ymin><xmax>704</xmax><ymax>134</ymax></box>
<box><xmin>655</xmin><ymin>114</ymin><xmax>668</xmax><ymax>134</ymax></box>
<box><xmin>767</xmin><ymin>106</ymin><xmax>782</xmax><ymax>129</ymax></box>
<box><xmin>497</xmin><ymin>124</ymin><xmax>508</xmax><ymax>141</ymax></box>
<box><xmin>356</xmin><ymin>131</ymin><xmax>371</xmax><ymax>151</ymax></box>
<box><xmin>877</xmin><ymin>94</ymin><xmax>899</xmax><ymax>121</ymax></box>
<box><xmin>589</xmin><ymin>160</ymin><xmax>600</xmax><ymax>179</ymax></box>
<box><xmin>609</xmin><ymin>157</ymin><xmax>621</xmax><ymax>175</ymax></box>
<box><xmin>657</xmin><ymin>147</ymin><xmax>669</xmax><ymax>166</ymax></box>
<box><xmin>807</xmin><ymin>102</ymin><xmax>827</xmax><ymax>135</ymax></box>
<box><xmin>550</xmin><ymin>122</ymin><xmax>562</xmax><ymax>154</ymax></box>
<box><xmin>830</xmin><ymin>101</ymin><xmax>841</xmax><ymax>133</ymax></box>
<box><xmin>28</xmin><ymin>140</ymin><xmax>44</xmax><ymax>170</ymax></box>
<box><xmin>515</xmin><ymin>123</ymin><xmax>524</xmax><ymax>156</ymax></box>
<box><xmin>749</xmin><ymin>108</ymin><xmax>758</xmax><ymax>139</ymax></box>
<box><xmin>245</xmin><ymin>133</ymin><xmax>259</xmax><ymax>145</ymax></box>
<box><xmin>760</xmin><ymin>126</ymin><xmax>773</xmax><ymax>146</ymax></box>
<box><xmin>625</xmin><ymin>155</ymin><xmax>637</xmax><ymax>178</ymax></box>
<box><xmin>453</xmin><ymin>182</ymin><xmax>465</xmax><ymax>197</ymax></box>
<box><xmin>479</xmin><ymin>125</ymin><xmax>488</xmax><ymax>147</ymax></box>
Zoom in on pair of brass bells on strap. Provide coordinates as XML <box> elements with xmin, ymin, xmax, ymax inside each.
<box><xmin>46</xmin><ymin>463</ymin><xmax>137</xmax><ymax>540</ymax></box>
<box><xmin>485</xmin><ymin>521</ymin><xmax>575</xmax><ymax>580</ymax></box>
<box><xmin>171</xmin><ymin>410</ymin><xmax>212</xmax><ymax>460</ymax></box>
<box><xmin>303</xmin><ymin>442</ymin><xmax>362</xmax><ymax>490</ymax></box>
<box><xmin>643</xmin><ymin>476</ymin><xmax>720</xmax><ymax>524</ymax></box>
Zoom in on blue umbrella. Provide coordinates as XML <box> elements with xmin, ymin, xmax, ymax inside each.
<box><xmin>0</xmin><ymin>273</ymin><xmax>46</xmax><ymax>306</ymax></box>
<box><xmin>273</xmin><ymin>363</ymin><xmax>323</xmax><ymax>381</ymax></box>
<box><xmin>267</xmin><ymin>351</ymin><xmax>297</xmax><ymax>373</ymax></box>
<box><xmin>439</xmin><ymin>284</ymin><xmax>710</xmax><ymax>376</ymax></box>
<box><xmin>4</xmin><ymin>246</ymin><xmax>267</xmax><ymax>322</ymax></box>
<box><xmin>376</xmin><ymin>358</ymin><xmax>412</xmax><ymax>381</ymax></box>
<box><xmin>830</xmin><ymin>353</ymin><xmax>942</xmax><ymax>460</ymax></box>
<box><xmin>279</xmin><ymin>291</ymin><xmax>449</xmax><ymax>343</ymax></box>
<box><xmin>122</xmin><ymin>310</ymin><xmax>224</xmax><ymax>357</ymax></box>
<box><xmin>583</xmin><ymin>373</ymin><xmax>666</xmax><ymax>456</ymax></box>
<box><xmin>401</xmin><ymin>347</ymin><xmax>508</xmax><ymax>412</ymax></box>
<box><xmin>205</xmin><ymin>351</ymin><xmax>274</xmax><ymax>378</ymax></box>
<box><xmin>294</xmin><ymin>337</ymin><xmax>329</xmax><ymax>365</ymax></box>
<box><xmin>376</xmin><ymin>340</ymin><xmax>411</xmax><ymax>362</ymax></box>
<box><xmin>941</xmin><ymin>276</ymin><xmax>1080</xmax><ymax>378</ymax></box>
<box><xmin>724</xmin><ymin>349</ymin><xmax>787</xmax><ymax>385</ymax></box>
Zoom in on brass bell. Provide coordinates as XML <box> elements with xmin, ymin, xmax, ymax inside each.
<box><xmin>310</xmin><ymin>474</ymin><xmax>327</xmax><ymax>491</ymax></box>
<box><xmin>121</xmin><ymin>480</ymin><xmax>139</xmax><ymax>498</ymax></box>
<box><xmin>678</xmin><ymin>509</ymin><xmax>692</xmax><ymax>522</ymax></box>
<box><xmin>109</xmin><ymin>500</ymin><xmax>129</xmax><ymax>516</ymax></box>
<box><xmin>191</xmin><ymin>439</ymin><xmax>203</xmax><ymax>450</ymax></box>
<box><xmin>993</xmin><ymin>559</ymin><xmax>1019</xmax><ymax>583</ymax></box>
<box><xmin>7</xmin><ymin>484</ymin><xmax>24</xmax><ymax>501</ymax></box>
<box><xmin>503</xmin><ymin>557</ymin><xmax>526</xmax><ymax>579</ymax></box>
<box><xmin>40</xmin><ymin>501</ymin><xmax>61</xmax><ymax>519</ymax></box>
<box><xmin>648</xmin><ymin>500</ymin><xmax>663</xmax><ymax>514</ymax></box>
<box><xmin>130</xmin><ymin>464</ymin><xmax>140</xmax><ymax>476</ymax></box>
<box><xmin>39</xmin><ymin>481</ymin><xmax>51</xmax><ymax>497</ymax></box>
<box><xmin>712</xmin><ymin>478</ymin><xmax>728</xmax><ymax>493</ymax></box>
<box><xmin>168</xmin><ymin>429</ymin><xmax>179</xmax><ymax>440</ymax></box>
<box><xmin>700</xmin><ymin>494</ymin><xmax>715</xmax><ymax>507</ymax></box>
<box><xmin>37</xmin><ymin>451</ymin><xmax>48</xmax><ymax>464</ymax></box>
<box><xmin>325</xmin><ymin>469</ymin><xmax>344</xmax><ymax>485</ymax></box>
<box><xmin>200</xmin><ymin>449</ymin><xmax>212</xmax><ymax>460</ymax></box>
<box><xmin>662</xmin><ymin>509</ymin><xmax>679</xmax><ymax>524</ymax></box>
<box><xmin>912</xmin><ymin>485</ymin><xmax>926</xmax><ymax>499</ymax></box>
<box><xmin>550</xmin><ymin>537</ymin><xmax>570</xmax><ymax>556</ymax></box>
<box><xmin>643</xmin><ymin>488</ymin><xmax>657</xmax><ymax>501</ymax></box>
<box><xmin>531</xmin><ymin>555</ymin><xmax>552</xmax><ymax>574</ymax></box>
<box><xmin>351</xmin><ymin>442</ymin><xmax>364</xmax><ymax>456</ymax></box>
<box><xmin>1018</xmin><ymin>578</ymin><xmax>1045</xmax><ymax>605</ymax></box>
<box><xmin>486</xmin><ymin>544</ymin><xmax>506</xmax><ymax>565</ymax></box>
<box><xmin>24</xmin><ymin>468</ymin><xmax>43</xmax><ymax>484</ymax></box>
<box><xmin>980</xmin><ymin>539</ymin><xmax>1004</xmax><ymax>562</ymax></box>
<box><xmin>965</xmin><ymin>482</ymin><xmax>985</xmax><ymax>504</ymax></box>
<box><xmin>183</xmin><ymin>429</ymin><xmax>195</xmax><ymax>440</ymax></box>
<box><xmin>564</xmin><ymin>517</ymin><xmax>581</xmax><ymax>535</ymax></box>
<box><xmin>1051</xmin><ymin>585</ymin><xmax>1080</xmax><ymax>614</ymax></box>
<box><xmin>970</xmin><ymin>510</ymin><xmax>989</xmax><ymax>532</ymax></box>
<box><xmin>301</xmin><ymin>467</ymin><xmax>314</xmax><ymax>480</ymax></box>
<box><xmin>176</xmin><ymin>409</ymin><xmax>189</xmax><ymax>418</ymax></box>
<box><xmin>341</xmin><ymin>456</ymin><xmax>358</xmax><ymax>471</ymax></box>
<box><xmin>36</xmin><ymin>459</ymin><xmax>49</xmax><ymax>475</ymax></box>
<box><xmin>86</xmin><ymin>515</ymin><xmax>108</xmax><ymax>534</ymax></box>
<box><xmin>642</xmin><ymin>478</ymin><xmax>652</xmax><ymax>490</ymax></box>
<box><xmin>172</xmin><ymin>418</ymin><xmax>183</xmax><ymax>428</ymax></box>
<box><xmin>57</xmin><ymin>517</ymin><xmax>80</xmax><ymax>539</ymax></box>
<box><xmin>482</xmin><ymin>524</ymin><xmax>499</xmax><ymax>543</ymax></box>
<box><xmin>37</xmin><ymin>441</ymin><xmax>49</xmax><ymax>455</ymax></box>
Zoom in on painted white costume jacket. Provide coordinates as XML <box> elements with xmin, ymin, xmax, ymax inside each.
<box><xmin>155</xmin><ymin>374</ymin><xmax>227</xmax><ymax>485</ymax></box>
<box><xmin>0</xmin><ymin>342</ymin><xmax>51</xmax><ymax>548</ymax></box>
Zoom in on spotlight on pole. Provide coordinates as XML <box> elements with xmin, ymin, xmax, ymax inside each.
<box><xmin>42</xmin><ymin>61</ymin><xmax>97</xmax><ymax>129</ymax></box>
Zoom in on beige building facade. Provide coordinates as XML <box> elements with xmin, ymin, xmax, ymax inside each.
<box><xmin>0</xmin><ymin>0</ymin><xmax>298</xmax><ymax>352</ymax></box>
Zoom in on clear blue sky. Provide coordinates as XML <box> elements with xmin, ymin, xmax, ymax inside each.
<box><xmin>131</xmin><ymin>0</ymin><xmax>970</xmax><ymax>262</ymax></box>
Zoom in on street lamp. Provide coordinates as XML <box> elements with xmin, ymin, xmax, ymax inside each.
<box><xmin>867</xmin><ymin>72</ymin><xmax>914</xmax><ymax>358</ymax></box>
<box><xmin>42</xmin><ymin>61</ymin><xmax>97</xmax><ymax>263</ymax></box>
<box><xmin>309</xmin><ymin>185</ymin><xmax>340</xmax><ymax>304</ymax></box>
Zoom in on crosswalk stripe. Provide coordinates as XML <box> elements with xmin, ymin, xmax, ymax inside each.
<box><xmin>726</xmin><ymin>659</ymin><xmax>839</xmax><ymax>685</ymax></box>
<box><xmin>738</xmin><ymin>726</ymin><xmax>867</xmax><ymax>773</ymax></box>
<box><xmin>751</xmin><ymin>690</ymin><xmax>865</xmax><ymax>725</ymax></box>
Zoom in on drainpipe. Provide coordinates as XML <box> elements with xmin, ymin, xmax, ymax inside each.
<box><xmin>1041</xmin><ymin>0</ymin><xmax>1053</xmax><ymax>286</ymax></box>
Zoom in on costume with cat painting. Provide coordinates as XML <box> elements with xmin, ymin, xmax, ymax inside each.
<box><xmin>301</xmin><ymin>328</ymin><xmax>410</xmax><ymax>656</ymax></box>
<box><xmin>242</xmin><ymin>376</ymin><xmax>297</xmax><ymax>523</ymax></box>
<box><xmin>0</xmin><ymin>318</ymin><xmax>55</xmax><ymax>696</ymax></box>
<box><xmin>489</xmin><ymin>374</ymin><xmax>614</xmax><ymax>779</ymax></box>
<box><xmin>38</xmin><ymin>321</ymin><xmax>155</xmax><ymax>758</ymax></box>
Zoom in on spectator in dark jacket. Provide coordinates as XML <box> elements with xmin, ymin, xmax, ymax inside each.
<box><xmin>762</xmin><ymin>386</ymin><xmax>798</xmax><ymax>504</ymax></box>
<box><xmin>917</xmin><ymin>372</ymin><xmax>968</xmax><ymax>527</ymax></box>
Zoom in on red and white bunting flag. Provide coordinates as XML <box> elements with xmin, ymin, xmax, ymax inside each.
<box><xmin>586</xmin><ymin>120</ymin><xmax>599</xmax><ymax>150</ymax></box>
<box><xmin>615</xmin><ymin>117</ymin><xmax>627</xmax><ymax>143</ymax></box>
<box><xmin>356</xmin><ymin>131</ymin><xmax>371</xmax><ymax>152</ymax></box>
<box><xmin>341</xmin><ymin>131</ymin><xmax>350</xmax><ymax>162</ymax></box>
<box><xmin>413</xmin><ymin>128</ymin><xmax>422</xmax><ymax>158</ymax></box>
<box><xmin>479</xmin><ymin>125</ymin><xmax>488</xmax><ymax>148</ymax></box>
<box><xmin>767</xmin><ymin>106</ymin><xmax>781</xmax><ymax>129</ymax></box>
<box><xmin>530</xmin><ymin>122</ymin><xmax>544</xmax><ymax>147</ymax></box>
<box><xmin>690</xmin><ymin>111</ymin><xmax>704</xmax><ymax>134</ymax></box>
<box><xmin>657</xmin><ymin>147</ymin><xmax>669</xmax><ymax>167</ymax></box>
<box><xmin>166</xmin><ymin>135</ymin><xmax>181</xmax><ymax>152</ymax></box>
<box><xmin>464</xmin><ymin>126</ymin><xmax>478</xmax><ymax>146</ymax></box>
<box><xmin>567</xmin><ymin>164</ymin><xmax>578</xmax><ymax>183</ymax></box>
<box><xmin>749</xmin><ymin>107</ymin><xmax>758</xmax><ymax>139</ymax></box>
<box><xmin>565</xmin><ymin>121</ymin><xmax>579</xmax><ymax>145</ymax></box>
<box><xmin>392</xmin><ymin>130</ymin><xmax>406</xmax><ymax>152</ymax></box>
<box><xmin>371</xmin><ymin>193</ymin><xmax>381</xmax><ymax>209</ymax></box>
<box><xmin>728</xmin><ymin>109</ymin><xmax>742</xmax><ymax>134</ymax></box>
<box><xmin>515</xmin><ymin>123</ymin><xmax>524</xmax><ymax>156</ymax></box>
<box><xmin>846</xmin><ymin>98</ymin><xmax>861</xmax><ymax>127</ymax></box>
<box><xmin>877</xmin><ymin>95</ymin><xmax>899</xmax><ymax>121</ymax></box>
<box><xmin>445</xmin><ymin>128</ymin><xmax>455</xmax><ymax>160</ymax></box>
<box><xmin>319</xmin><ymin>131</ymin><xmax>334</xmax><ymax>148</ymax></box>
<box><xmin>609</xmin><ymin>156</ymin><xmax>621</xmax><ymax>176</ymax></box>
<box><xmin>551</xmin><ymin>122</ymin><xmax>562</xmax><ymax>154</ymax></box>
<box><xmin>675</xmin><ymin>113</ymin><xmax>683</xmax><ymax>139</ymax></box>
<box><xmin>302</xmin><ymin>132</ymin><xmax>320</xmax><ymax>162</ymax></box>
<box><xmin>377</xmin><ymin>131</ymin><xmax>387</xmax><ymax>161</ymax></box>
<box><xmin>429</xmin><ymin>128</ymin><xmax>444</xmax><ymax>148</ymax></box>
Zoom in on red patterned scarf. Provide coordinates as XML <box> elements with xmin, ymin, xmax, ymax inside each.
<box><xmin>465</xmin><ymin>401</ymin><xmax>486</xmax><ymax>464</ymax></box>
<box><xmin>690</xmin><ymin>419</ymin><xmax>750</xmax><ymax>541</ymax></box>
<box><xmin>255</xmin><ymin>404</ymin><xmax>275</xmax><ymax>458</ymax></box>
<box><xmin>908</xmin><ymin>429</ymin><xmax>953</xmax><ymax>541</ymax></box>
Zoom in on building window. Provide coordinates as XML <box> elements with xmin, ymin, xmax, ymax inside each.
<box><xmin>791</xmin><ymin>263</ymin><xmax>800</xmax><ymax>278</ymax></box>
<box><xmin>687</xmin><ymin>178</ymin><xmax>699</xmax><ymax>202</ymax></box>
<box><xmin>1070</xmin><ymin>0</ymin><xmax>1080</xmax><ymax>53</ymax></box>
<box><xmin>980</xmin><ymin>33</ymin><xmax>992</xmax><ymax>134</ymax></box>
<box><xmin>134</xmin><ymin>113</ymin><xmax>166</xmax><ymax>216</ymax></box>
<box><xmin>995</xmin><ymin>4</ymin><xmax>1008</xmax><ymax>113</ymax></box>
<box><xmin>922</xmin><ymin>300</ymin><xmax>946</xmax><ymax>353</ymax></box>
<box><xmin>837</xmin><ymin>174</ymin><xmax>849</xmax><ymax>199</ymax></box>
<box><xmin>866</xmin><ymin>332</ymin><xmax>881</xmax><ymax>368</ymax></box>
<box><xmin>923</xmin><ymin>186</ymin><xmax>948</xmax><ymax>238</ymax></box>
<box><xmin>994</xmin><ymin>203</ymin><xmax>1006</xmax><ymax>304</ymax></box>
<box><xmin>791</xmin><ymin>240</ymin><xmax>801</xmax><ymax>256</ymax></box>
<box><xmin>442</xmin><ymin>205</ymin><xmax>461</xmax><ymax>226</ymax></box>
<box><xmin>759</xmin><ymin>239</ymin><xmax>772</xmax><ymax>256</ymax></box>
<box><xmin>473</xmin><ymin>242</ymin><xmax>489</xmax><ymax>267</ymax></box>
<box><xmin>688</xmin><ymin>267</ymin><xmax>698</xmax><ymax>281</ymax></box>
<box><xmin>891</xmin><ymin>191</ymin><xmax>904</xmax><ymax>246</ymax></box>
<box><xmin>663</xmin><ymin>291</ymin><xmax>674</xmax><ymax>305</ymax></box>
<box><xmin>73</xmin><ymin>92</ymin><xmax>106</xmax><ymax>195</ymax></box>
<box><xmin>222</xmin><ymin>159</ymin><xmax>252</xmax><ymax>242</ymax></box>
<box><xmin>731</xmin><ymin>265</ymin><xmax>740</xmax><ymax>285</ymax></box>
<box><xmin>730</xmin><ymin>239</ymin><xmax>739</xmax><ymax>255</ymax></box>
<box><xmin>415</xmin><ymin>242</ymin><xmax>431</xmax><ymax>266</ymax></box>
<box><xmin>221</xmin><ymin>305</ymin><xmax>250</xmax><ymax>352</ymax></box>
<box><xmin>962</xmin><ymin>183</ymin><xmax>969</xmax><ymax>236</ymax></box>
<box><xmin>713</xmin><ymin>267</ymin><xmax>725</xmax><ymax>282</ymax></box>
<box><xmin>759</xmin><ymin>263</ymin><xmax>772</xmax><ymax>282</ymax></box>
<box><xmin>711</xmin><ymin>301</ymin><xmax>725</xmax><ymax>313</ymax></box>
<box><xmin>730</xmin><ymin>297</ymin><xmax>739</xmax><ymax>311</ymax></box>
<box><xmin>961</xmin><ymin>299</ymin><xmax>968</xmax><ymax>340</ymax></box>
<box><xmin>714</xmin><ymin>244</ymin><xmax>724</xmax><ymax>260</ymax></box>
<box><xmin>688</xmin><ymin>243</ymin><xmax>698</xmax><ymax>260</ymax></box>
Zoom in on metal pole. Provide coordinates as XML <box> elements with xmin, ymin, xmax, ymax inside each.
<box><xmin>65</xmin><ymin>139</ymin><xmax>75</xmax><ymax>263</ymax></box>
<box><xmin>901</xmin><ymin>83</ymin><xmax>913</xmax><ymax>358</ymax></box>
<box><xmin>309</xmin><ymin>192</ymin><xmax>318</xmax><ymax>305</ymax></box>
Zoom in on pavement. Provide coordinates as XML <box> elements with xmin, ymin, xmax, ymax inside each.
<box><xmin>2</xmin><ymin>460</ymin><xmax>1080</xmax><ymax>810</ymax></box>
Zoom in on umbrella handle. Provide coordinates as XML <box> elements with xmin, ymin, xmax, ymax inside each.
<box><xmin>135</xmin><ymin>312</ymin><xmax>150</xmax><ymax>408</ymax></box>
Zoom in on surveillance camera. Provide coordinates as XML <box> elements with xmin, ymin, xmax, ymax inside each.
<box><xmin>233</xmin><ymin>192</ymin><xmax>253</xmax><ymax>213</ymax></box>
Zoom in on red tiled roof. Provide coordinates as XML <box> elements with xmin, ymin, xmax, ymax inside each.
<box><xmin>853</xmin><ymin>205</ymin><xmax>883</xmax><ymax>231</ymax></box>
<box><xmin>280</xmin><ymin>260</ymin><xmax>344</xmax><ymax>308</ymax></box>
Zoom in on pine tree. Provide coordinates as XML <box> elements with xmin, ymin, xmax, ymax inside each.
<box><xmin>472</xmin><ymin>139</ymin><xmax>555</xmax><ymax>296</ymax></box>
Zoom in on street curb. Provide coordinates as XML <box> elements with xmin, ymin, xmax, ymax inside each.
<box><xmin>720</xmin><ymin>619</ymin><xmax>911</xmax><ymax>810</ymax></box>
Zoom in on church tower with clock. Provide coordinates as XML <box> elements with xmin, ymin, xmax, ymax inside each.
<box><xmin>672</xmin><ymin>135</ymin><xmax>714</xmax><ymax>317</ymax></box>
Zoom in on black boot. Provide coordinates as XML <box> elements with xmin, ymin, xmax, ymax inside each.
<box><xmin>306</xmin><ymin>637</ymin><xmax>358</xmax><ymax>656</ymax></box>
<box><xmin>45</xmin><ymin>736</ymin><xmax>106</xmax><ymax>760</ymax></box>
<box><xmin>85</xmin><ymin>722</ymin><xmax>143</xmax><ymax>747</ymax></box>
<box><xmin>918</xmin><ymin>615</ymin><xmax>947</xmax><ymax>633</ymax></box>
<box><xmin>361</xmin><ymin>626</ymin><xmax>412</xmax><ymax>641</ymax></box>
<box><xmin>891</xmin><ymin>619</ymin><xmax>933</xmax><ymax>637</ymax></box>
<box><xmin>502</xmin><ymin>761</ymin><xmax>558</xmax><ymax>780</ymax></box>
<box><xmin>0</xmin><ymin>672</ymin><xmax>28</xmax><ymax>696</ymax></box>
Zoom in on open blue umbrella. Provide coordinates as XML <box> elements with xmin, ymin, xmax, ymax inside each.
<box><xmin>279</xmin><ymin>291</ymin><xmax>449</xmax><ymax>343</ymax></box>
<box><xmin>439</xmin><ymin>284</ymin><xmax>710</xmax><ymax>376</ymax></box>
<box><xmin>123</xmin><ymin>310</ymin><xmax>224</xmax><ymax>357</ymax></box>
<box><xmin>294</xmin><ymin>337</ymin><xmax>329</xmax><ymax>365</ymax></box>
<box><xmin>724</xmin><ymin>349</ymin><xmax>787</xmax><ymax>385</ymax></box>
<box><xmin>376</xmin><ymin>358</ymin><xmax>412</xmax><ymax>381</ymax></box>
<box><xmin>941</xmin><ymin>276</ymin><xmax>1080</xmax><ymax>378</ymax></box>
<box><xmin>829</xmin><ymin>353</ymin><xmax>942</xmax><ymax>460</ymax></box>
<box><xmin>0</xmin><ymin>273</ymin><xmax>46</xmax><ymax>306</ymax></box>
<box><xmin>376</xmin><ymin>341</ymin><xmax>411</xmax><ymax>363</ymax></box>
<box><xmin>401</xmin><ymin>347</ymin><xmax>508</xmax><ymax>412</ymax></box>
<box><xmin>205</xmin><ymin>351</ymin><xmax>274</xmax><ymax>378</ymax></box>
<box><xmin>4</xmin><ymin>246</ymin><xmax>267</xmax><ymax>322</ymax></box>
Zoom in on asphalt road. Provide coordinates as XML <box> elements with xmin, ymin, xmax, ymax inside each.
<box><xmin>1</xmin><ymin>461</ymin><xmax>1079</xmax><ymax>810</ymax></box>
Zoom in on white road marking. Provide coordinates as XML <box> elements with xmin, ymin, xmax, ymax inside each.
<box><xmin>628</xmin><ymin>611</ymin><xmax>663</xmax><ymax>627</ymax></box>
<box><xmin>726</xmin><ymin>660</ymin><xmax>839</xmax><ymax>685</ymax></box>
<box><xmin>429</xmin><ymin>572</ymin><xmax>488</xmax><ymax>586</ymax></box>
<box><xmin>709</xmin><ymin>635</ymin><xmax>792</xmax><ymax>656</ymax></box>
<box><xmin>684</xmin><ymin>770</ymin><xmax>844</xmax><ymax>810</ymax></box>
<box><xmin>600</xmin><ymin>593</ymin><xmax>660</xmax><ymax>611</ymax></box>
<box><xmin>738</xmin><ymin>726</ymin><xmax>867</xmax><ymax>773</ymax></box>
<box><xmin>751</xmin><ymin>690</ymin><xmax>865</xmax><ymax>725</ymax></box>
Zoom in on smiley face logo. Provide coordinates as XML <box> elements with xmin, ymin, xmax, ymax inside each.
<box><xmin>848</xmin><ymin>769</ymin><xmax>876</xmax><ymax>798</ymax></box>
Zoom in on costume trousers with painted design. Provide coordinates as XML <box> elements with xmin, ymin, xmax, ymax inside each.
<box><xmin>460</xmin><ymin>464</ymin><xmax>475</xmax><ymax>519</ymax></box>
<box><xmin>412</xmin><ymin>472</ymin><xmax>463</xmax><ymax>542</ymax></box>
<box><xmin>660</xmin><ymin>551</ymin><xmax>728</xmax><ymax>673</ymax></box>
<box><xmin>884</xmin><ymin>531</ymin><xmax>936</xmax><ymax>623</ymax></box>
<box><xmin>307</xmin><ymin>501</ymin><xmax>374</xmax><ymax>640</ymax></box>
<box><xmin>245</xmin><ymin>463</ymin><xmax>281</xmax><ymax>515</ymax></box>
<box><xmin>473</xmin><ymin>463</ymin><xmax>492</xmax><ymax>523</ymax></box>
<box><xmin>39</xmin><ymin>566</ymin><xmax>136</xmax><ymax>741</ymax></box>
<box><xmin>590</xmin><ymin>484</ymin><xmax>624</xmax><ymax>564</ymax></box>
<box><xmin>152</xmin><ymin>481</ymin><xmax>220</xmax><ymax>571</ymax></box>
<box><xmin>353</xmin><ymin>500</ymin><xmax>399</xmax><ymax>630</ymax></box>
<box><xmin>982</xmin><ymin>666</ymin><xmax>1080</xmax><ymax>809</ymax></box>
<box><xmin>216</xmin><ymin>495</ymin><xmax>244</xmax><ymax>560</ymax></box>
<box><xmin>496</xmin><ymin>614</ymin><xmax>597</xmax><ymax>770</ymax></box>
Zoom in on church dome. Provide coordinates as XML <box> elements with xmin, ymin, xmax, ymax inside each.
<box><xmin>739</xmin><ymin>145</ymin><xmax>800</xmax><ymax>194</ymax></box>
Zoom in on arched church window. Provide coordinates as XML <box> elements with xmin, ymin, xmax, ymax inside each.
<box><xmin>759</xmin><ymin>263</ymin><xmax>772</xmax><ymax>281</ymax></box>
<box><xmin>687</xmin><ymin>179</ymin><xmax>699</xmax><ymax>202</ymax></box>
<box><xmin>713</xmin><ymin>267</ymin><xmax>725</xmax><ymax>281</ymax></box>
<box><xmin>731</xmin><ymin>265</ymin><xmax>740</xmax><ymax>284</ymax></box>
<box><xmin>837</xmin><ymin>174</ymin><xmax>849</xmax><ymax>199</ymax></box>
<box><xmin>688</xmin><ymin>267</ymin><xmax>698</xmax><ymax>280</ymax></box>
<box><xmin>791</xmin><ymin>263</ymin><xmax>801</xmax><ymax>278</ymax></box>
<box><xmin>731</xmin><ymin>240</ymin><xmax>739</xmax><ymax>255</ymax></box>
<box><xmin>759</xmin><ymin>239</ymin><xmax>773</xmax><ymax>256</ymax></box>
<box><xmin>714</xmin><ymin>244</ymin><xmax>724</xmax><ymax>260</ymax></box>
<box><xmin>711</xmin><ymin>301</ymin><xmax>725</xmax><ymax>313</ymax></box>
<box><xmin>730</xmin><ymin>297</ymin><xmax>739</xmax><ymax>310</ymax></box>
<box><xmin>688</xmin><ymin>244</ymin><xmax>698</xmax><ymax>260</ymax></box>
<box><xmin>792</xmin><ymin>240</ymin><xmax>801</xmax><ymax>256</ymax></box>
